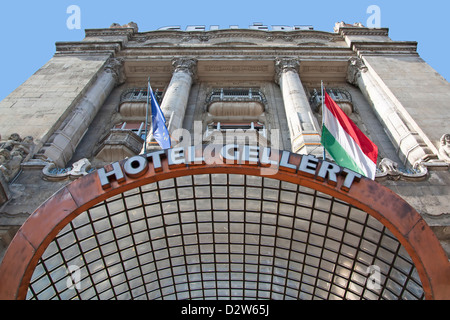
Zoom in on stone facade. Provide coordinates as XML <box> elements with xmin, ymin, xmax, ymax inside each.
<box><xmin>0</xmin><ymin>21</ymin><xmax>449</xmax><ymax>261</ymax></box>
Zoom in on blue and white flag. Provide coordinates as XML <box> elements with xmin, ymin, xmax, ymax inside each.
<box><xmin>149</xmin><ymin>81</ymin><xmax>171</xmax><ymax>150</ymax></box>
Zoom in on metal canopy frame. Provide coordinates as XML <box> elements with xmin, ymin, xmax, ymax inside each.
<box><xmin>0</xmin><ymin>148</ymin><xmax>449</xmax><ymax>300</ymax></box>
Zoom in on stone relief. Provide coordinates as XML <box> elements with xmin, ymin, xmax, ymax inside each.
<box><xmin>0</xmin><ymin>134</ymin><xmax>34</xmax><ymax>183</ymax></box>
<box><xmin>376</xmin><ymin>158</ymin><xmax>428</xmax><ymax>181</ymax></box>
<box><xmin>439</xmin><ymin>134</ymin><xmax>450</xmax><ymax>162</ymax></box>
<box><xmin>42</xmin><ymin>158</ymin><xmax>93</xmax><ymax>182</ymax></box>
<box><xmin>334</xmin><ymin>22</ymin><xmax>365</xmax><ymax>33</ymax></box>
<box><xmin>203</xmin><ymin>65</ymin><xmax>269</xmax><ymax>73</ymax></box>
<box><xmin>275</xmin><ymin>57</ymin><xmax>300</xmax><ymax>75</ymax></box>
<box><xmin>274</xmin><ymin>58</ymin><xmax>300</xmax><ymax>84</ymax></box>
<box><xmin>132</xmin><ymin>31</ymin><xmax>340</xmax><ymax>44</ymax></box>
<box><xmin>110</xmin><ymin>21</ymin><xmax>138</xmax><ymax>32</ymax></box>
<box><xmin>105</xmin><ymin>57</ymin><xmax>126</xmax><ymax>85</ymax></box>
<box><xmin>347</xmin><ymin>57</ymin><xmax>368</xmax><ymax>86</ymax></box>
<box><xmin>172</xmin><ymin>58</ymin><xmax>198</xmax><ymax>77</ymax></box>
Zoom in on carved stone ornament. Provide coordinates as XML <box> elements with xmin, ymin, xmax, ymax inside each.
<box><xmin>274</xmin><ymin>57</ymin><xmax>300</xmax><ymax>83</ymax></box>
<box><xmin>42</xmin><ymin>158</ymin><xmax>93</xmax><ymax>182</ymax></box>
<box><xmin>375</xmin><ymin>158</ymin><xmax>428</xmax><ymax>181</ymax></box>
<box><xmin>0</xmin><ymin>134</ymin><xmax>34</xmax><ymax>183</ymax></box>
<box><xmin>439</xmin><ymin>133</ymin><xmax>450</xmax><ymax>162</ymax></box>
<box><xmin>104</xmin><ymin>57</ymin><xmax>126</xmax><ymax>85</ymax></box>
<box><xmin>172</xmin><ymin>58</ymin><xmax>198</xmax><ymax>77</ymax></box>
<box><xmin>347</xmin><ymin>57</ymin><xmax>368</xmax><ymax>85</ymax></box>
<box><xmin>334</xmin><ymin>21</ymin><xmax>366</xmax><ymax>33</ymax></box>
<box><xmin>110</xmin><ymin>21</ymin><xmax>138</xmax><ymax>32</ymax></box>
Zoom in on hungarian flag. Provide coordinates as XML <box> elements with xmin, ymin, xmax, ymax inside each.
<box><xmin>321</xmin><ymin>91</ymin><xmax>378</xmax><ymax>179</ymax></box>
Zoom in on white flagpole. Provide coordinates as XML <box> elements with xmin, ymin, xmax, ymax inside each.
<box><xmin>321</xmin><ymin>81</ymin><xmax>326</xmax><ymax>160</ymax></box>
<box><xmin>144</xmin><ymin>77</ymin><xmax>150</xmax><ymax>154</ymax></box>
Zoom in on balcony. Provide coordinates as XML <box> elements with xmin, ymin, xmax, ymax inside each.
<box><xmin>94</xmin><ymin>128</ymin><xmax>145</xmax><ymax>163</ymax></box>
<box><xmin>118</xmin><ymin>88</ymin><xmax>163</xmax><ymax>118</ymax></box>
<box><xmin>206</xmin><ymin>88</ymin><xmax>267</xmax><ymax>105</ymax></box>
<box><xmin>309</xmin><ymin>88</ymin><xmax>353</xmax><ymax>115</ymax></box>
<box><xmin>206</xmin><ymin>88</ymin><xmax>267</xmax><ymax>118</ymax></box>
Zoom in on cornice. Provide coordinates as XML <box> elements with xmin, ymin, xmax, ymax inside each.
<box><xmin>55</xmin><ymin>41</ymin><xmax>123</xmax><ymax>56</ymax></box>
<box><xmin>338</xmin><ymin>27</ymin><xmax>390</xmax><ymax>37</ymax></box>
<box><xmin>131</xmin><ymin>29</ymin><xmax>343</xmax><ymax>43</ymax></box>
<box><xmin>352</xmin><ymin>41</ymin><xmax>418</xmax><ymax>55</ymax></box>
<box><xmin>118</xmin><ymin>46</ymin><xmax>354</xmax><ymax>59</ymax></box>
<box><xmin>85</xmin><ymin>27</ymin><xmax>136</xmax><ymax>39</ymax></box>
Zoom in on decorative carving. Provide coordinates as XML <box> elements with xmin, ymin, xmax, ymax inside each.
<box><xmin>42</xmin><ymin>158</ymin><xmax>93</xmax><ymax>182</ymax></box>
<box><xmin>439</xmin><ymin>134</ymin><xmax>450</xmax><ymax>162</ymax></box>
<box><xmin>275</xmin><ymin>57</ymin><xmax>300</xmax><ymax>83</ymax></box>
<box><xmin>375</xmin><ymin>158</ymin><xmax>428</xmax><ymax>181</ymax></box>
<box><xmin>302</xmin><ymin>66</ymin><xmax>345</xmax><ymax>73</ymax></box>
<box><xmin>0</xmin><ymin>134</ymin><xmax>34</xmax><ymax>183</ymax></box>
<box><xmin>275</xmin><ymin>57</ymin><xmax>300</xmax><ymax>73</ymax></box>
<box><xmin>104</xmin><ymin>57</ymin><xmax>126</xmax><ymax>85</ymax></box>
<box><xmin>133</xmin><ymin>30</ymin><xmax>342</xmax><ymax>44</ymax></box>
<box><xmin>198</xmin><ymin>35</ymin><xmax>210</xmax><ymax>42</ymax></box>
<box><xmin>119</xmin><ymin>49</ymin><xmax>351</xmax><ymax>59</ymax></box>
<box><xmin>334</xmin><ymin>22</ymin><xmax>365</xmax><ymax>33</ymax></box>
<box><xmin>110</xmin><ymin>21</ymin><xmax>138</xmax><ymax>32</ymax></box>
<box><xmin>172</xmin><ymin>58</ymin><xmax>197</xmax><ymax>77</ymax></box>
<box><xmin>377</xmin><ymin>158</ymin><xmax>400</xmax><ymax>178</ymax></box>
<box><xmin>203</xmin><ymin>65</ymin><xmax>269</xmax><ymax>73</ymax></box>
<box><xmin>127</xmin><ymin>65</ymin><xmax>171</xmax><ymax>74</ymax></box>
<box><xmin>347</xmin><ymin>57</ymin><xmax>368</xmax><ymax>85</ymax></box>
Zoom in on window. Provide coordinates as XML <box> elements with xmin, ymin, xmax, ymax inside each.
<box><xmin>114</xmin><ymin>122</ymin><xmax>150</xmax><ymax>140</ymax></box>
<box><xmin>206</xmin><ymin>122</ymin><xmax>267</xmax><ymax>140</ymax></box>
<box><xmin>206</xmin><ymin>88</ymin><xmax>267</xmax><ymax>105</ymax></box>
<box><xmin>120</xmin><ymin>88</ymin><xmax>163</xmax><ymax>104</ymax></box>
<box><xmin>309</xmin><ymin>88</ymin><xmax>352</xmax><ymax>113</ymax></box>
<box><xmin>209</xmin><ymin>122</ymin><xmax>264</xmax><ymax>131</ymax></box>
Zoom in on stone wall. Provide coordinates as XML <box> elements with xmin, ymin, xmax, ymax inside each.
<box><xmin>0</xmin><ymin>55</ymin><xmax>110</xmax><ymax>152</ymax></box>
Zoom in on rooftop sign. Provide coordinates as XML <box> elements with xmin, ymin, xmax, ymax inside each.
<box><xmin>158</xmin><ymin>23</ymin><xmax>314</xmax><ymax>32</ymax></box>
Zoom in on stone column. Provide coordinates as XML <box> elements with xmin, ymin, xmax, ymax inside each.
<box><xmin>42</xmin><ymin>58</ymin><xmax>125</xmax><ymax>167</ymax></box>
<box><xmin>275</xmin><ymin>58</ymin><xmax>322</xmax><ymax>157</ymax></box>
<box><xmin>347</xmin><ymin>57</ymin><xmax>433</xmax><ymax>166</ymax></box>
<box><xmin>144</xmin><ymin>58</ymin><xmax>197</xmax><ymax>151</ymax></box>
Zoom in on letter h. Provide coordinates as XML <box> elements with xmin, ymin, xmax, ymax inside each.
<box><xmin>98</xmin><ymin>162</ymin><xmax>125</xmax><ymax>189</ymax></box>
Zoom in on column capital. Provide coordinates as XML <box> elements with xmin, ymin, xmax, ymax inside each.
<box><xmin>172</xmin><ymin>58</ymin><xmax>198</xmax><ymax>78</ymax></box>
<box><xmin>347</xmin><ymin>57</ymin><xmax>368</xmax><ymax>85</ymax></box>
<box><xmin>104</xmin><ymin>57</ymin><xmax>126</xmax><ymax>85</ymax></box>
<box><xmin>275</xmin><ymin>57</ymin><xmax>300</xmax><ymax>83</ymax></box>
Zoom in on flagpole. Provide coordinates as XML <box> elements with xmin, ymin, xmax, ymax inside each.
<box><xmin>144</xmin><ymin>77</ymin><xmax>150</xmax><ymax>154</ymax></box>
<box><xmin>321</xmin><ymin>81</ymin><xmax>326</xmax><ymax>160</ymax></box>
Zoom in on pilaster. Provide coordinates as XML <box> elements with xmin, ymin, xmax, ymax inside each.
<box><xmin>41</xmin><ymin>58</ymin><xmax>125</xmax><ymax>167</ymax></box>
<box><xmin>347</xmin><ymin>57</ymin><xmax>435</xmax><ymax>167</ymax></box>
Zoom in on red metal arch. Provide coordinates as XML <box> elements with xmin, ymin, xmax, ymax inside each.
<box><xmin>0</xmin><ymin>150</ymin><xmax>449</xmax><ymax>300</ymax></box>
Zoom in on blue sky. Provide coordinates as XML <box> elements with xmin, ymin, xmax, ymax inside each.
<box><xmin>0</xmin><ymin>0</ymin><xmax>448</xmax><ymax>101</ymax></box>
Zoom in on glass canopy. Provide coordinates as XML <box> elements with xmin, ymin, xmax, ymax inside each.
<box><xmin>27</xmin><ymin>174</ymin><xmax>424</xmax><ymax>300</ymax></box>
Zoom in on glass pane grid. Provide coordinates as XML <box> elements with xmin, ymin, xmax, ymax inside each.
<box><xmin>27</xmin><ymin>174</ymin><xmax>424</xmax><ymax>300</ymax></box>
